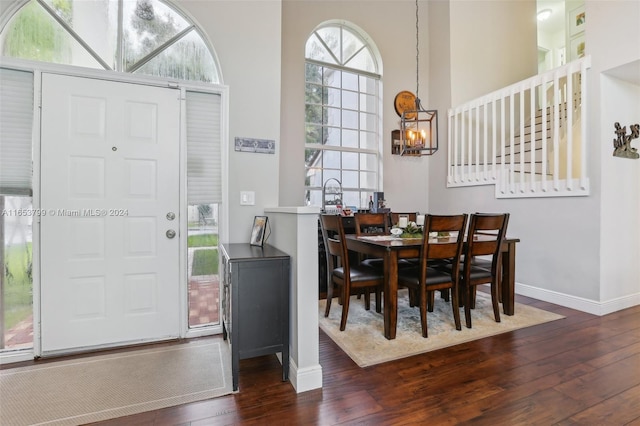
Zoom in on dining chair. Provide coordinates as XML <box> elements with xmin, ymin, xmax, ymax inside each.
<box><xmin>459</xmin><ymin>212</ymin><xmax>510</xmax><ymax>328</ymax></box>
<box><xmin>354</xmin><ymin>212</ymin><xmax>389</xmax><ymax>236</ymax></box>
<box><xmin>389</xmin><ymin>212</ymin><xmax>417</xmax><ymax>228</ymax></box>
<box><xmin>320</xmin><ymin>214</ymin><xmax>384</xmax><ymax>331</ymax></box>
<box><xmin>390</xmin><ymin>211</ymin><xmax>425</xmax><ymax>267</ymax></box>
<box><xmin>397</xmin><ymin>214</ymin><xmax>468</xmax><ymax>337</ymax></box>
<box><xmin>353</xmin><ymin>212</ymin><xmax>389</xmax><ymax>270</ymax></box>
<box><xmin>391</xmin><ymin>211</ymin><xmax>448</xmax><ymax>305</ymax></box>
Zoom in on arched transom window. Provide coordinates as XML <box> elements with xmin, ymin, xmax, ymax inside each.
<box><xmin>0</xmin><ymin>0</ymin><xmax>220</xmax><ymax>83</ymax></box>
<box><xmin>304</xmin><ymin>22</ymin><xmax>381</xmax><ymax>209</ymax></box>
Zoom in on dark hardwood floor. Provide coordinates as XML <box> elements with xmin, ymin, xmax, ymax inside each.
<box><xmin>9</xmin><ymin>292</ymin><xmax>640</xmax><ymax>425</ymax></box>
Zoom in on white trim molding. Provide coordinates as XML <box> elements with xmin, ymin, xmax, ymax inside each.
<box><xmin>516</xmin><ymin>282</ymin><xmax>640</xmax><ymax>316</ymax></box>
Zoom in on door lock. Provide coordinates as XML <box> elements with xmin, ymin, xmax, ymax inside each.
<box><xmin>166</xmin><ymin>212</ymin><xmax>175</xmax><ymax>220</ymax></box>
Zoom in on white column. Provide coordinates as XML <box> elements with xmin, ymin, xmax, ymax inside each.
<box><xmin>264</xmin><ymin>206</ymin><xmax>322</xmax><ymax>392</ymax></box>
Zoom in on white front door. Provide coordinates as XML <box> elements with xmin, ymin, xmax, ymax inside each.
<box><xmin>40</xmin><ymin>73</ymin><xmax>181</xmax><ymax>354</ymax></box>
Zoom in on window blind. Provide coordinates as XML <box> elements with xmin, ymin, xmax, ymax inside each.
<box><xmin>0</xmin><ymin>68</ymin><xmax>33</xmax><ymax>196</ymax></box>
<box><xmin>186</xmin><ymin>90</ymin><xmax>222</xmax><ymax>204</ymax></box>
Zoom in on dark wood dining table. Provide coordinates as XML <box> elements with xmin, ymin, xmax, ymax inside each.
<box><xmin>345</xmin><ymin>233</ymin><xmax>520</xmax><ymax>340</ymax></box>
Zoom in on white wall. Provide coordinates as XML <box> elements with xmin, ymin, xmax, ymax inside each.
<box><xmin>449</xmin><ymin>1</ymin><xmax>538</xmax><ymax>105</ymax></box>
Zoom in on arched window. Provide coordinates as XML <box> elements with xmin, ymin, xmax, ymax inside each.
<box><xmin>0</xmin><ymin>0</ymin><xmax>220</xmax><ymax>83</ymax></box>
<box><xmin>304</xmin><ymin>22</ymin><xmax>381</xmax><ymax>209</ymax></box>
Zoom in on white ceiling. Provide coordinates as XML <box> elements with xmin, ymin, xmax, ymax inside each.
<box><xmin>537</xmin><ymin>0</ymin><xmax>565</xmax><ymax>35</ymax></box>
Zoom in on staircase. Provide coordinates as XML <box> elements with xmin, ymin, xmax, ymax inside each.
<box><xmin>447</xmin><ymin>56</ymin><xmax>590</xmax><ymax>198</ymax></box>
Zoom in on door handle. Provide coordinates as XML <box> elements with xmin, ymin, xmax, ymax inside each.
<box><xmin>166</xmin><ymin>229</ymin><xmax>176</xmax><ymax>239</ymax></box>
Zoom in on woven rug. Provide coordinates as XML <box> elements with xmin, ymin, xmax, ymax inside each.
<box><xmin>0</xmin><ymin>338</ymin><xmax>233</xmax><ymax>426</ymax></box>
<box><xmin>319</xmin><ymin>290</ymin><xmax>564</xmax><ymax>367</ymax></box>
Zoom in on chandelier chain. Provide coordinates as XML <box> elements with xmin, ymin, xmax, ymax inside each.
<box><xmin>415</xmin><ymin>0</ymin><xmax>421</xmax><ymax>107</ymax></box>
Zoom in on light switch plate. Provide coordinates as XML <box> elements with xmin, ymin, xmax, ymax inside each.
<box><xmin>240</xmin><ymin>191</ymin><xmax>255</xmax><ymax>205</ymax></box>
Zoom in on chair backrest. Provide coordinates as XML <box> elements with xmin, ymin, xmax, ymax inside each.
<box><xmin>465</xmin><ymin>213</ymin><xmax>510</xmax><ymax>273</ymax></box>
<box><xmin>390</xmin><ymin>212</ymin><xmax>417</xmax><ymax>227</ymax></box>
<box><xmin>320</xmin><ymin>214</ymin><xmax>349</xmax><ymax>274</ymax></box>
<box><xmin>354</xmin><ymin>212</ymin><xmax>389</xmax><ymax>236</ymax></box>
<box><xmin>422</xmin><ymin>214</ymin><xmax>469</xmax><ymax>262</ymax></box>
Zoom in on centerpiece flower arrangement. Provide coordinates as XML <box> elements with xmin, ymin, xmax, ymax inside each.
<box><xmin>393</xmin><ymin>221</ymin><xmax>423</xmax><ymax>238</ymax></box>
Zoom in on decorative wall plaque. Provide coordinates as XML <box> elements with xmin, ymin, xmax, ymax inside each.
<box><xmin>234</xmin><ymin>137</ymin><xmax>276</xmax><ymax>154</ymax></box>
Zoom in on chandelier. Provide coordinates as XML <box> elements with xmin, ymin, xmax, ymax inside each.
<box><xmin>391</xmin><ymin>0</ymin><xmax>438</xmax><ymax>156</ymax></box>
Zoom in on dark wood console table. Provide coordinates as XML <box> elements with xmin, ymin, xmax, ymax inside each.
<box><xmin>221</xmin><ymin>243</ymin><xmax>290</xmax><ymax>391</ymax></box>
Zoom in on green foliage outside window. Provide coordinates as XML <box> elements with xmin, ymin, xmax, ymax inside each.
<box><xmin>2</xmin><ymin>0</ymin><xmax>71</xmax><ymax>63</ymax></box>
<box><xmin>2</xmin><ymin>0</ymin><xmax>218</xmax><ymax>83</ymax></box>
<box><xmin>3</xmin><ymin>243</ymin><xmax>32</xmax><ymax>331</ymax></box>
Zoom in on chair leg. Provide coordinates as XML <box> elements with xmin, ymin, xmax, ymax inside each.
<box><xmin>408</xmin><ymin>289</ymin><xmax>417</xmax><ymax>307</ymax></box>
<box><xmin>440</xmin><ymin>289</ymin><xmax>450</xmax><ymax>302</ymax></box>
<box><xmin>427</xmin><ymin>291</ymin><xmax>435</xmax><ymax>312</ymax></box>
<box><xmin>363</xmin><ymin>288</ymin><xmax>371</xmax><ymax>311</ymax></box>
<box><xmin>470</xmin><ymin>286</ymin><xmax>477</xmax><ymax>309</ymax></box>
<box><xmin>419</xmin><ymin>286</ymin><xmax>428</xmax><ymax>337</ymax></box>
<box><xmin>375</xmin><ymin>287</ymin><xmax>382</xmax><ymax>313</ymax></box>
<box><xmin>450</xmin><ymin>285</ymin><xmax>461</xmax><ymax>331</ymax></box>
<box><xmin>491</xmin><ymin>280</ymin><xmax>501</xmax><ymax>323</ymax></box>
<box><xmin>497</xmin><ymin>268</ymin><xmax>503</xmax><ymax>304</ymax></box>
<box><xmin>324</xmin><ymin>279</ymin><xmax>334</xmax><ymax>318</ymax></box>
<box><xmin>339</xmin><ymin>284</ymin><xmax>351</xmax><ymax>331</ymax></box>
<box><xmin>464</xmin><ymin>283</ymin><xmax>473</xmax><ymax>329</ymax></box>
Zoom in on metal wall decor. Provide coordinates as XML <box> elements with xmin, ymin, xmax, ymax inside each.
<box><xmin>235</xmin><ymin>137</ymin><xmax>276</xmax><ymax>154</ymax></box>
<box><xmin>612</xmin><ymin>122</ymin><xmax>639</xmax><ymax>159</ymax></box>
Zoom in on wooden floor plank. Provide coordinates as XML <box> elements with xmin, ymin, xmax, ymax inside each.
<box><xmin>553</xmin><ymin>352</ymin><xmax>640</xmax><ymax>406</ymax></box>
<box><xmin>559</xmin><ymin>384</ymin><xmax>640</xmax><ymax>425</ymax></box>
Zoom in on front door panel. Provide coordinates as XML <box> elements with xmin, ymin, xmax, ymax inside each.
<box><xmin>40</xmin><ymin>73</ymin><xmax>180</xmax><ymax>353</ymax></box>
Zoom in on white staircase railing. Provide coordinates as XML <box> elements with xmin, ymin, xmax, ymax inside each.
<box><xmin>447</xmin><ymin>56</ymin><xmax>591</xmax><ymax>198</ymax></box>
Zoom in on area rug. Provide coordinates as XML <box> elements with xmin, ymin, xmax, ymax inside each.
<box><xmin>319</xmin><ymin>290</ymin><xmax>564</xmax><ymax>367</ymax></box>
<box><xmin>0</xmin><ymin>338</ymin><xmax>233</xmax><ymax>426</ymax></box>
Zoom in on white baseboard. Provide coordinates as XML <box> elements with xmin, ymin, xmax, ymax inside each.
<box><xmin>515</xmin><ymin>282</ymin><xmax>640</xmax><ymax>316</ymax></box>
<box><xmin>288</xmin><ymin>357</ymin><xmax>323</xmax><ymax>393</ymax></box>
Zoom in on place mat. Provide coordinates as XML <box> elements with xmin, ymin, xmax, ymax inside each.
<box><xmin>0</xmin><ymin>338</ymin><xmax>233</xmax><ymax>425</ymax></box>
<box><xmin>319</xmin><ymin>290</ymin><xmax>564</xmax><ymax>367</ymax></box>
<box><xmin>357</xmin><ymin>235</ymin><xmax>399</xmax><ymax>241</ymax></box>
